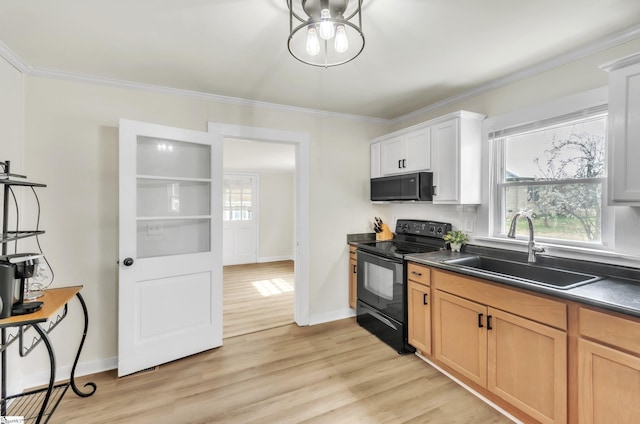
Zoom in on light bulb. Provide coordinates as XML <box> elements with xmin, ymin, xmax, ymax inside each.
<box><xmin>318</xmin><ymin>9</ymin><xmax>335</xmax><ymax>40</ymax></box>
<box><xmin>306</xmin><ymin>26</ymin><xmax>320</xmax><ymax>56</ymax></box>
<box><xmin>334</xmin><ymin>24</ymin><xmax>349</xmax><ymax>53</ymax></box>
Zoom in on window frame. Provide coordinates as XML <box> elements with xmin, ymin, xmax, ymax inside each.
<box><xmin>484</xmin><ymin>87</ymin><xmax>614</xmax><ymax>252</ymax></box>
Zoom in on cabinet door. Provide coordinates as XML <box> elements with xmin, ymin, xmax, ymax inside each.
<box><xmin>431</xmin><ymin>118</ymin><xmax>459</xmax><ymax>203</ymax></box>
<box><xmin>488</xmin><ymin>308</ymin><xmax>567</xmax><ymax>424</ymax></box>
<box><xmin>349</xmin><ymin>257</ymin><xmax>357</xmax><ymax>309</ymax></box>
<box><xmin>370</xmin><ymin>142</ymin><xmax>381</xmax><ymax>179</ymax></box>
<box><xmin>380</xmin><ymin>135</ymin><xmax>406</xmax><ymax>175</ymax></box>
<box><xmin>579</xmin><ymin>338</ymin><xmax>640</xmax><ymax>424</ymax></box>
<box><xmin>407</xmin><ymin>281</ymin><xmax>431</xmax><ymax>355</ymax></box>
<box><xmin>404</xmin><ymin>128</ymin><xmax>431</xmax><ymax>172</ymax></box>
<box><xmin>607</xmin><ymin>58</ymin><xmax>640</xmax><ymax>205</ymax></box>
<box><xmin>434</xmin><ymin>290</ymin><xmax>487</xmax><ymax>386</ymax></box>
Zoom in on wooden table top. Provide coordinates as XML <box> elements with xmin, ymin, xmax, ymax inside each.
<box><xmin>0</xmin><ymin>286</ymin><xmax>82</xmax><ymax>328</ymax></box>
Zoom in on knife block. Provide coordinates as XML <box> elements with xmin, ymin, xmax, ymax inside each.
<box><xmin>376</xmin><ymin>224</ymin><xmax>394</xmax><ymax>241</ymax></box>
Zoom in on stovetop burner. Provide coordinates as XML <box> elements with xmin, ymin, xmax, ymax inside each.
<box><xmin>357</xmin><ymin>219</ymin><xmax>452</xmax><ymax>259</ymax></box>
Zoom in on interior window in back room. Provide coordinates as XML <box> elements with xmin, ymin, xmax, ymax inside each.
<box><xmin>491</xmin><ymin>109</ymin><xmax>609</xmax><ymax>247</ymax></box>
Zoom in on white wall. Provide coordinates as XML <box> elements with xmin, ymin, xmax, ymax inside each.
<box><xmin>16</xmin><ymin>76</ymin><xmax>388</xmax><ymax>384</ymax></box>
<box><xmin>258</xmin><ymin>172</ymin><xmax>295</xmax><ymax>262</ymax></box>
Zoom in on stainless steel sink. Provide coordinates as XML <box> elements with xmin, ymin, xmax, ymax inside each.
<box><xmin>442</xmin><ymin>255</ymin><xmax>601</xmax><ymax>289</ymax></box>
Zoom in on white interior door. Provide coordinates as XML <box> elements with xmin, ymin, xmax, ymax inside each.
<box><xmin>118</xmin><ymin>119</ymin><xmax>223</xmax><ymax>377</ymax></box>
<box><xmin>223</xmin><ymin>173</ymin><xmax>258</xmax><ymax>265</ymax></box>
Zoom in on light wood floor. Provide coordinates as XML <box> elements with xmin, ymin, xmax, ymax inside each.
<box><xmin>223</xmin><ymin>260</ymin><xmax>295</xmax><ymax>338</ymax></box>
<box><xmin>53</xmin><ymin>319</ymin><xmax>513</xmax><ymax>424</ymax></box>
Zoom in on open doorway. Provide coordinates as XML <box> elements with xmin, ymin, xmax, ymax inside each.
<box><xmin>222</xmin><ymin>138</ymin><xmax>296</xmax><ymax>337</ymax></box>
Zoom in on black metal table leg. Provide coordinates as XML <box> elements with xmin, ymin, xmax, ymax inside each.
<box><xmin>69</xmin><ymin>292</ymin><xmax>96</xmax><ymax>397</ymax></box>
<box><xmin>32</xmin><ymin>323</ymin><xmax>55</xmax><ymax>424</ymax></box>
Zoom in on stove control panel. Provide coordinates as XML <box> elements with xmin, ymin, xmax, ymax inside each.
<box><xmin>395</xmin><ymin>219</ymin><xmax>452</xmax><ymax>239</ymax></box>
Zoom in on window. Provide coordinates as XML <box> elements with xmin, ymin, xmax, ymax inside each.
<box><xmin>492</xmin><ymin>109</ymin><xmax>609</xmax><ymax>246</ymax></box>
<box><xmin>223</xmin><ymin>175</ymin><xmax>254</xmax><ymax>221</ymax></box>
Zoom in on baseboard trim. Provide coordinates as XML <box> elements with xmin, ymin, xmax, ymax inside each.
<box><xmin>415</xmin><ymin>352</ymin><xmax>523</xmax><ymax>424</ymax></box>
<box><xmin>22</xmin><ymin>356</ymin><xmax>118</xmax><ymax>390</ymax></box>
<box><xmin>257</xmin><ymin>256</ymin><xmax>294</xmax><ymax>263</ymax></box>
<box><xmin>309</xmin><ymin>308</ymin><xmax>355</xmax><ymax>326</ymax></box>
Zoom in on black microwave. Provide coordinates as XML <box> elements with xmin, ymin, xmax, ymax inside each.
<box><xmin>370</xmin><ymin>172</ymin><xmax>434</xmax><ymax>202</ymax></box>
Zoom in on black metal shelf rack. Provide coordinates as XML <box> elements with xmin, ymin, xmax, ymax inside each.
<box><xmin>0</xmin><ymin>160</ymin><xmax>95</xmax><ymax>423</ymax></box>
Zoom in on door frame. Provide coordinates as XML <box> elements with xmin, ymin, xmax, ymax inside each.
<box><xmin>208</xmin><ymin>123</ymin><xmax>310</xmax><ymax>326</ymax></box>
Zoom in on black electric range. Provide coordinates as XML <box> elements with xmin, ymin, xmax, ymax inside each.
<box><xmin>355</xmin><ymin>219</ymin><xmax>451</xmax><ymax>353</ymax></box>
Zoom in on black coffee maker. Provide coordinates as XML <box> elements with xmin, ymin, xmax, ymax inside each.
<box><xmin>0</xmin><ymin>254</ymin><xmax>44</xmax><ymax>318</ymax></box>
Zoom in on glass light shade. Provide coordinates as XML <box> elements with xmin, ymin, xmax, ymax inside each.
<box><xmin>306</xmin><ymin>27</ymin><xmax>320</xmax><ymax>56</ymax></box>
<box><xmin>287</xmin><ymin>0</ymin><xmax>365</xmax><ymax>68</ymax></box>
<box><xmin>334</xmin><ymin>24</ymin><xmax>348</xmax><ymax>53</ymax></box>
<box><xmin>318</xmin><ymin>9</ymin><xmax>335</xmax><ymax>40</ymax></box>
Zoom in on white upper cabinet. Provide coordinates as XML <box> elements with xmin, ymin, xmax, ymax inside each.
<box><xmin>370</xmin><ymin>110</ymin><xmax>484</xmax><ymax>204</ymax></box>
<box><xmin>602</xmin><ymin>52</ymin><xmax>640</xmax><ymax>205</ymax></box>
<box><xmin>370</xmin><ymin>141</ymin><xmax>381</xmax><ymax>178</ymax></box>
<box><xmin>378</xmin><ymin>127</ymin><xmax>431</xmax><ymax>176</ymax></box>
<box><xmin>431</xmin><ymin>113</ymin><xmax>484</xmax><ymax>204</ymax></box>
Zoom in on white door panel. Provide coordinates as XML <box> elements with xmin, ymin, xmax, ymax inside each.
<box><xmin>223</xmin><ymin>173</ymin><xmax>258</xmax><ymax>265</ymax></box>
<box><xmin>118</xmin><ymin>119</ymin><xmax>223</xmax><ymax>377</ymax></box>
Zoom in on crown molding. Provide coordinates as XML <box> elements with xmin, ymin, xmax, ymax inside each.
<box><xmin>0</xmin><ymin>40</ymin><xmax>32</xmax><ymax>73</ymax></box>
<box><xmin>391</xmin><ymin>24</ymin><xmax>640</xmax><ymax>125</ymax></box>
<box><xmin>19</xmin><ymin>64</ymin><xmax>390</xmax><ymax>125</ymax></box>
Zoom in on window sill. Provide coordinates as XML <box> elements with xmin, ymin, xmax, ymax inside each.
<box><xmin>472</xmin><ymin>236</ymin><xmax>640</xmax><ymax>269</ymax></box>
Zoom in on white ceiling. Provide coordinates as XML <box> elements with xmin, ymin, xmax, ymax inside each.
<box><xmin>0</xmin><ymin>1</ymin><xmax>639</xmax><ymax>120</ymax></box>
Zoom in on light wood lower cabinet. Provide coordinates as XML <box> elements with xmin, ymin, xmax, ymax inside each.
<box><xmin>432</xmin><ymin>269</ymin><xmax>567</xmax><ymax>424</ymax></box>
<box><xmin>578</xmin><ymin>307</ymin><xmax>640</xmax><ymax>424</ymax></box>
<box><xmin>349</xmin><ymin>245</ymin><xmax>357</xmax><ymax>309</ymax></box>
<box><xmin>488</xmin><ymin>308</ymin><xmax>566</xmax><ymax>424</ymax></box>
<box><xmin>434</xmin><ymin>290</ymin><xmax>487</xmax><ymax>385</ymax></box>
<box><xmin>407</xmin><ymin>263</ymin><xmax>432</xmax><ymax>355</ymax></box>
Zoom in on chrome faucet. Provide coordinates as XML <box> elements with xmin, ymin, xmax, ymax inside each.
<box><xmin>507</xmin><ymin>210</ymin><xmax>545</xmax><ymax>263</ymax></box>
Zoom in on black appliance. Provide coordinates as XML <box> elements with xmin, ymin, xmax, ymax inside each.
<box><xmin>356</xmin><ymin>219</ymin><xmax>451</xmax><ymax>353</ymax></box>
<box><xmin>0</xmin><ymin>254</ymin><xmax>43</xmax><ymax>317</ymax></box>
<box><xmin>370</xmin><ymin>172</ymin><xmax>434</xmax><ymax>202</ymax></box>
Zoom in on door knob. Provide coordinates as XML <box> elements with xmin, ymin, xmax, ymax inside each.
<box><xmin>123</xmin><ymin>257</ymin><xmax>134</xmax><ymax>267</ymax></box>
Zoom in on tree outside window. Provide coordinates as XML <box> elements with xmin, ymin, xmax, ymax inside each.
<box><xmin>499</xmin><ymin>115</ymin><xmax>607</xmax><ymax>243</ymax></box>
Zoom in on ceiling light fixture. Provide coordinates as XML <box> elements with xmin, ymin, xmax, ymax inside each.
<box><xmin>287</xmin><ymin>0</ymin><xmax>365</xmax><ymax>68</ymax></box>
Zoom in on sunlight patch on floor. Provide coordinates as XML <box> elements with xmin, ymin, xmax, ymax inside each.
<box><xmin>252</xmin><ymin>278</ymin><xmax>294</xmax><ymax>297</ymax></box>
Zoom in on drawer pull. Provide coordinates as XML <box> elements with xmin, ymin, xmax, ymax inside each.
<box><xmin>411</xmin><ymin>271</ymin><xmax>423</xmax><ymax>277</ymax></box>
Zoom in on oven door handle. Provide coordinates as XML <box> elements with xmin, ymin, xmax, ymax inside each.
<box><xmin>356</xmin><ymin>250</ymin><xmax>403</xmax><ymax>265</ymax></box>
<box><xmin>359</xmin><ymin>302</ymin><xmax>398</xmax><ymax>330</ymax></box>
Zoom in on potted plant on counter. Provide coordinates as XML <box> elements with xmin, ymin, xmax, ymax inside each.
<box><xmin>444</xmin><ymin>230</ymin><xmax>469</xmax><ymax>252</ymax></box>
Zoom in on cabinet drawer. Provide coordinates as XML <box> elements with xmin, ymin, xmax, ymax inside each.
<box><xmin>433</xmin><ymin>269</ymin><xmax>566</xmax><ymax>330</ymax></box>
<box><xmin>349</xmin><ymin>245</ymin><xmax>357</xmax><ymax>260</ymax></box>
<box><xmin>407</xmin><ymin>263</ymin><xmax>430</xmax><ymax>286</ymax></box>
<box><xmin>579</xmin><ymin>307</ymin><xmax>640</xmax><ymax>354</ymax></box>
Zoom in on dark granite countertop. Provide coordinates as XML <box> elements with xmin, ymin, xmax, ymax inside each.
<box><xmin>406</xmin><ymin>249</ymin><xmax>640</xmax><ymax>319</ymax></box>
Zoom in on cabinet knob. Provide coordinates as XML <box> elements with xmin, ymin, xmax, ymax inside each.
<box><xmin>123</xmin><ymin>257</ymin><xmax>134</xmax><ymax>267</ymax></box>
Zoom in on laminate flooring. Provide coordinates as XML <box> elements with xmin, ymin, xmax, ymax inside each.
<box><xmin>52</xmin><ymin>318</ymin><xmax>514</xmax><ymax>424</ymax></box>
<box><xmin>223</xmin><ymin>260</ymin><xmax>295</xmax><ymax>338</ymax></box>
